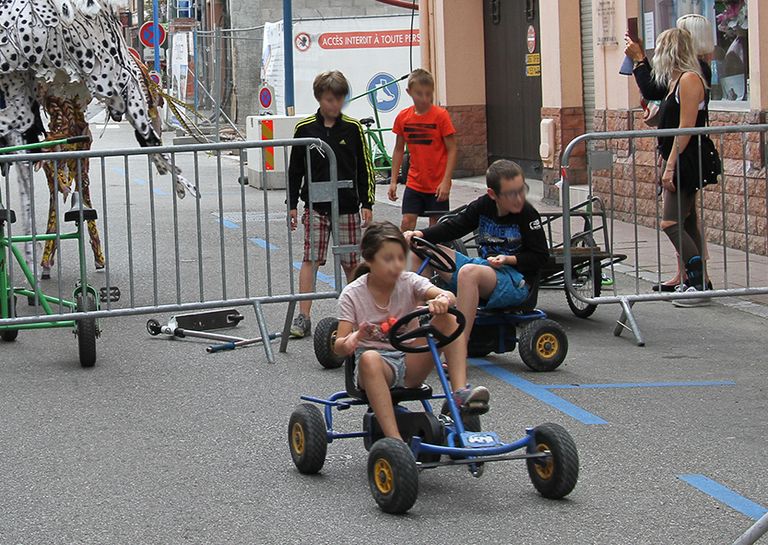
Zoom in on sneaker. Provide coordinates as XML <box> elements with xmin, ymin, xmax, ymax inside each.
<box><xmin>453</xmin><ymin>385</ymin><xmax>490</xmax><ymax>415</ymax></box>
<box><xmin>652</xmin><ymin>282</ymin><xmax>679</xmax><ymax>292</ymax></box>
<box><xmin>673</xmin><ymin>286</ymin><xmax>711</xmax><ymax>308</ymax></box>
<box><xmin>290</xmin><ymin>314</ymin><xmax>312</xmax><ymax>338</ymax></box>
<box><xmin>601</xmin><ymin>273</ymin><xmax>614</xmax><ymax>287</ymax></box>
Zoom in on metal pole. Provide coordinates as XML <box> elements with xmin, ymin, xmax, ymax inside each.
<box><xmin>283</xmin><ymin>0</ymin><xmax>295</xmax><ymax>116</ymax></box>
<box><xmin>214</xmin><ymin>26</ymin><xmax>221</xmax><ymax>142</ymax></box>
<box><xmin>152</xmin><ymin>0</ymin><xmax>161</xmax><ymax>72</ymax></box>
<box><xmin>137</xmin><ymin>0</ymin><xmax>145</xmax><ymax>50</ymax></box>
<box><xmin>732</xmin><ymin>512</ymin><xmax>768</xmax><ymax>545</ymax></box>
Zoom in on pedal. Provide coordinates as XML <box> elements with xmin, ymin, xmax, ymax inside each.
<box><xmin>172</xmin><ymin>308</ymin><xmax>244</xmax><ymax>331</ymax></box>
<box><xmin>99</xmin><ymin>286</ymin><xmax>121</xmax><ymax>303</ymax></box>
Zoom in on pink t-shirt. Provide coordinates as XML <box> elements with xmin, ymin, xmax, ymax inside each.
<box><xmin>338</xmin><ymin>271</ymin><xmax>434</xmax><ymax>350</ymax></box>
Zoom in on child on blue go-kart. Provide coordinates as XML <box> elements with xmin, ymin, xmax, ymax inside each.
<box><xmin>404</xmin><ymin>159</ymin><xmax>549</xmax><ymax>341</ymax></box>
<box><xmin>333</xmin><ymin>222</ymin><xmax>490</xmax><ymax>441</ymax></box>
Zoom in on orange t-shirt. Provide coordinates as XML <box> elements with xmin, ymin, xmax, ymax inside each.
<box><xmin>392</xmin><ymin>105</ymin><xmax>456</xmax><ymax>194</ymax></box>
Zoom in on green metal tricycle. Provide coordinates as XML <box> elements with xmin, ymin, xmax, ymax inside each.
<box><xmin>0</xmin><ymin>136</ymin><xmax>108</xmax><ymax>367</ymax></box>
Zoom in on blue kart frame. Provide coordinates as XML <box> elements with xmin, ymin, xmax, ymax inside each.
<box><xmin>289</xmin><ymin>240</ymin><xmax>579</xmax><ymax>514</ymax></box>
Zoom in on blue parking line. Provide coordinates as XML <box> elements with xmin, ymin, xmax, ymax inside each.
<box><xmin>111</xmin><ymin>166</ymin><xmax>168</xmax><ymax>195</ymax></box>
<box><xmin>292</xmin><ymin>262</ymin><xmax>336</xmax><ymax>289</ymax></box>
<box><xmin>546</xmin><ymin>380</ymin><xmax>736</xmax><ymax>390</ymax></box>
<box><xmin>249</xmin><ymin>237</ymin><xmax>279</xmax><ymax>250</ymax></box>
<box><xmin>220</xmin><ymin>218</ymin><xmax>238</xmax><ymax>229</ymax></box>
<box><xmin>468</xmin><ymin>359</ymin><xmax>608</xmax><ymax>425</ymax></box>
<box><xmin>679</xmin><ymin>474</ymin><xmax>767</xmax><ymax>520</ymax></box>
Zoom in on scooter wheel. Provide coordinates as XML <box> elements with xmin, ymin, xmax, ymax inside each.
<box><xmin>146</xmin><ymin>319</ymin><xmax>162</xmax><ymax>336</ymax></box>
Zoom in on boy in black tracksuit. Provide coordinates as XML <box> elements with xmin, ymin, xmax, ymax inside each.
<box><xmin>288</xmin><ymin>70</ymin><xmax>375</xmax><ymax>338</ymax></box>
<box><xmin>405</xmin><ymin>159</ymin><xmax>548</xmax><ymax>341</ymax></box>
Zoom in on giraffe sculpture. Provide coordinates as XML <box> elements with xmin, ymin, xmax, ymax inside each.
<box><xmin>38</xmin><ymin>83</ymin><xmax>105</xmax><ymax>278</ymax></box>
<box><xmin>0</xmin><ymin>0</ymin><xmax>198</xmax><ymax>265</ymax></box>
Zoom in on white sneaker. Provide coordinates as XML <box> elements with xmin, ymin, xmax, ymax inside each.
<box><xmin>673</xmin><ymin>286</ymin><xmax>711</xmax><ymax>307</ymax></box>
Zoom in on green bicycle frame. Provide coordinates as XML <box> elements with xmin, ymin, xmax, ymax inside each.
<box><xmin>0</xmin><ymin>135</ymin><xmax>96</xmax><ymax>332</ymax></box>
<box><xmin>348</xmin><ymin>75</ymin><xmax>408</xmax><ymax>174</ymax></box>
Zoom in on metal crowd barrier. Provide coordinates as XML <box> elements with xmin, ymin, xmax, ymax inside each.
<box><xmin>560</xmin><ymin>124</ymin><xmax>768</xmax><ymax>345</ymax></box>
<box><xmin>0</xmin><ymin>138</ymin><xmax>353</xmax><ymax>364</ymax></box>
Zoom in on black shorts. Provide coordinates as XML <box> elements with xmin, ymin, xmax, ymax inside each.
<box><xmin>401</xmin><ymin>186</ymin><xmax>450</xmax><ymax>217</ymax></box>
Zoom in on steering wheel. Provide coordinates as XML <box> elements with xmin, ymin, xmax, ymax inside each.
<box><xmin>410</xmin><ymin>237</ymin><xmax>456</xmax><ymax>273</ymax></box>
<box><xmin>389</xmin><ymin>307</ymin><xmax>466</xmax><ymax>353</ymax></box>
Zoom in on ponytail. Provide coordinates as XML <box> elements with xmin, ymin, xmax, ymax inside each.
<box><xmin>353</xmin><ymin>263</ymin><xmax>370</xmax><ymax>280</ymax></box>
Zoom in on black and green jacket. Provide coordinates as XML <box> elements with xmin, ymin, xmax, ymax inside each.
<box><xmin>288</xmin><ymin>110</ymin><xmax>375</xmax><ymax>215</ymax></box>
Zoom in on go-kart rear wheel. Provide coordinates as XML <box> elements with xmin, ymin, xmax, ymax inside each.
<box><xmin>526</xmin><ymin>423</ymin><xmax>579</xmax><ymax>499</ymax></box>
<box><xmin>564</xmin><ymin>256</ymin><xmax>601</xmax><ymax>319</ymax></box>
<box><xmin>368</xmin><ymin>438</ymin><xmax>419</xmax><ymax>514</ymax></box>
<box><xmin>519</xmin><ymin>319</ymin><xmax>568</xmax><ymax>372</ymax></box>
<box><xmin>314</xmin><ymin>317</ymin><xmax>344</xmax><ymax>369</ymax></box>
<box><xmin>288</xmin><ymin>404</ymin><xmax>328</xmax><ymax>474</ymax></box>
<box><xmin>76</xmin><ymin>293</ymin><xmax>97</xmax><ymax>368</ymax></box>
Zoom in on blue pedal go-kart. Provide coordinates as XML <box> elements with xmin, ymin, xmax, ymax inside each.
<box><xmin>314</xmin><ymin>238</ymin><xmax>568</xmax><ymax>372</ymax></box>
<box><xmin>289</xmin><ymin>305</ymin><xmax>579</xmax><ymax>513</ymax></box>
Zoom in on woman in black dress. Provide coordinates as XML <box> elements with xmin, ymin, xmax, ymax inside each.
<box><xmin>625</xmin><ymin>15</ymin><xmax>713</xmax><ymax>299</ymax></box>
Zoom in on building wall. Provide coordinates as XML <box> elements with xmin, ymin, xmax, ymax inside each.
<box><xmin>539</xmin><ymin>0</ymin><xmax>587</xmax><ymax>201</ymax></box>
<box><xmin>228</xmin><ymin>0</ymin><xmax>402</xmax><ymax>123</ymax></box>
<box><xmin>423</xmin><ymin>0</ymin><xmax>486</xmax><ymax>177</ymax></box>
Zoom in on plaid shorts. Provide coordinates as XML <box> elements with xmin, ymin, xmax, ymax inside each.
<box><xmin>302</xmin><ymin>208</ymin><xmax>360</xmax><ymax>268</ymax></box>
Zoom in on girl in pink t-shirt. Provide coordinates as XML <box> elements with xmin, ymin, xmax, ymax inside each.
<box><xmin>334</xmin><ymin>222</ymin><xmax>490</xmax><ymax>443</ymax></box>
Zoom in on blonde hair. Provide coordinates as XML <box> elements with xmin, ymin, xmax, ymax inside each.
<box><xmin>312</xmin><ymin>70</ymin><xmax>350</xmax><ymax>100</ymax></box>
<box><xmin>652</xmin><ymin>28</ymin><xmax>705</xmax><ymax>87</ymax></box>
<box><xmin>407</xmin><ymin>68</ymin><xmax>434</xmax><ymax>89</ymax></box>
<box><xmin>676</xmin><ymin>14</ymin><xmax>715</xmax><ymax>56</ymax></box>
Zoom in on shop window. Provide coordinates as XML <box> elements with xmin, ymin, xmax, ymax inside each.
<box><xmin>640</xmin><ymin>0</ymin><xmax>749</xmax><ymax>105</ymax></box>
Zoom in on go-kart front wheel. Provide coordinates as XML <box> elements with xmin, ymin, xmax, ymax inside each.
<box><xmin>314</xmin><ymin>317</ymin><xmax>344</xmax><ymax>369</ymax></box>
<box><xmin>519</xmin><ymin>319</ymin><xmax>568</xmax><ymax>372</ymax></box>
<box><xmin>368</xmin><ymin>438</ymin><xmax>419</xmax><ymax>514</ymax></box>
<box><xmin>288</xmin><ymin>404</ymin><xmax>328</xmax><ymax>474</ymax></box>
<box><xmin>526</xmin><ymin>423</ymin><xmax>579</xmax><ymax>499</ymax></box>
<box><xmin>76</xmin><ymin>293</ymin><xmax>98</xmax><ymax>368</ymax></box>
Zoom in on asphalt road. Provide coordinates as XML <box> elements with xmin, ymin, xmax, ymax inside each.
<box><xmin>0</xmin><ymin>122</ymin><xmax>765</xmax><ymax>544</ymax></box>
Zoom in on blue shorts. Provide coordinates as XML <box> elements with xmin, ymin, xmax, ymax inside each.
<box><xmin>446</xmin><ymin>252</ymin><xmax>529</xmax><ymax>309</ymax></box>
<box><xmin>402</xmin><ymin>186</ymin><xmax>450</xmax><ymax>217</ymax></box>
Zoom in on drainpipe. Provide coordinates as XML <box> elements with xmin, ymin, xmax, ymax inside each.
<box><xmin>283</xmin><ymin>0</ymin><xmax>295</xmax><ymax>116</ymax></box>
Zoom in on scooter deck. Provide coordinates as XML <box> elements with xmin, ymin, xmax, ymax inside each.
<box><xmin>172</xmin><ymin>309</ymin><xmax>244</xmax><ymax>331</ymax></box>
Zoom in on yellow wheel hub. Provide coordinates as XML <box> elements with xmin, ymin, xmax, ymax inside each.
<box><xmin>536</xmin><ymin>333</ymin><xmax>559</xmax><ymax>359</ymax></box>
<box><xmin>534</xmin><ymin>443</ymin><xmax>554</xmax><ymax>480</ymax></box>
<box><xmin>291</xmin><ymin>423</ymin><xmax>305</xmax><ymax>456</ymax></box>
<box><xmin>374</xmin><ymin>458</ymin><xmax>394</xmax><ymax>494</ymax></box>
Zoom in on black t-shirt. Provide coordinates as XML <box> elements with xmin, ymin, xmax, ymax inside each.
<box><xmin>420</xmin><ymin>195</ymin><xmax>549</xmax><ymax>278</ymax></box>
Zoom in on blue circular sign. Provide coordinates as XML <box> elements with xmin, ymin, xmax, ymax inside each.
<box><xmin>366</xmin><ymin>72</ymin><xmax>400</xmax><ymax>113</ymax></box>
<box><xmin>259</xmin><ymin>87</ymin><xmax>273</xmax><ymax>109</ymax></box>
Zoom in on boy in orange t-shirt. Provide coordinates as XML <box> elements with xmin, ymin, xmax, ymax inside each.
<box><xmin>388</xmin><ymin>69</ymin><xmax>457</xmax><ymax>231</ymax></box>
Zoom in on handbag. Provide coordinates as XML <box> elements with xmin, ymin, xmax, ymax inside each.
<box><xmin>676</xmin><ymin>133</ymin><xmax>721</xmax><ymax>192</ymax></box>
<box><xmin>674</xmin><ymin>88</ymin><xmax>722</xmax><ymax>192</ymax></box>
<box><xmin>641</xmin><ymin>98</ymin><xmax>661</xmax><ymax>127</ymax></box>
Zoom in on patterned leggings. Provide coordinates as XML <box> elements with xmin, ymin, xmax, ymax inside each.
<box><xmin>39</xmin><ymin>95</ymin><xmax>104</xmax><ymax>270</ymax></box>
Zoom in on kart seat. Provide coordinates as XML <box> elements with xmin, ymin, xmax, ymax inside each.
<box><xmin>64</xmin><ymin>207</ymin><xmax>98</xmax><ymax>223</ymax></box>
<box><xmin>345</xmin><ymin>355</ymin><xmax>433</xmax><ymax>403</ymax></box>
<box><xmin>0</xmin><ymin>208</ymin><xmax>16</xmax><ymax>224</ymax></box>
<box><xmin>359</xmin><ymin>117</ymin><xmax>375</xmax><ymax>128</ymax></box>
